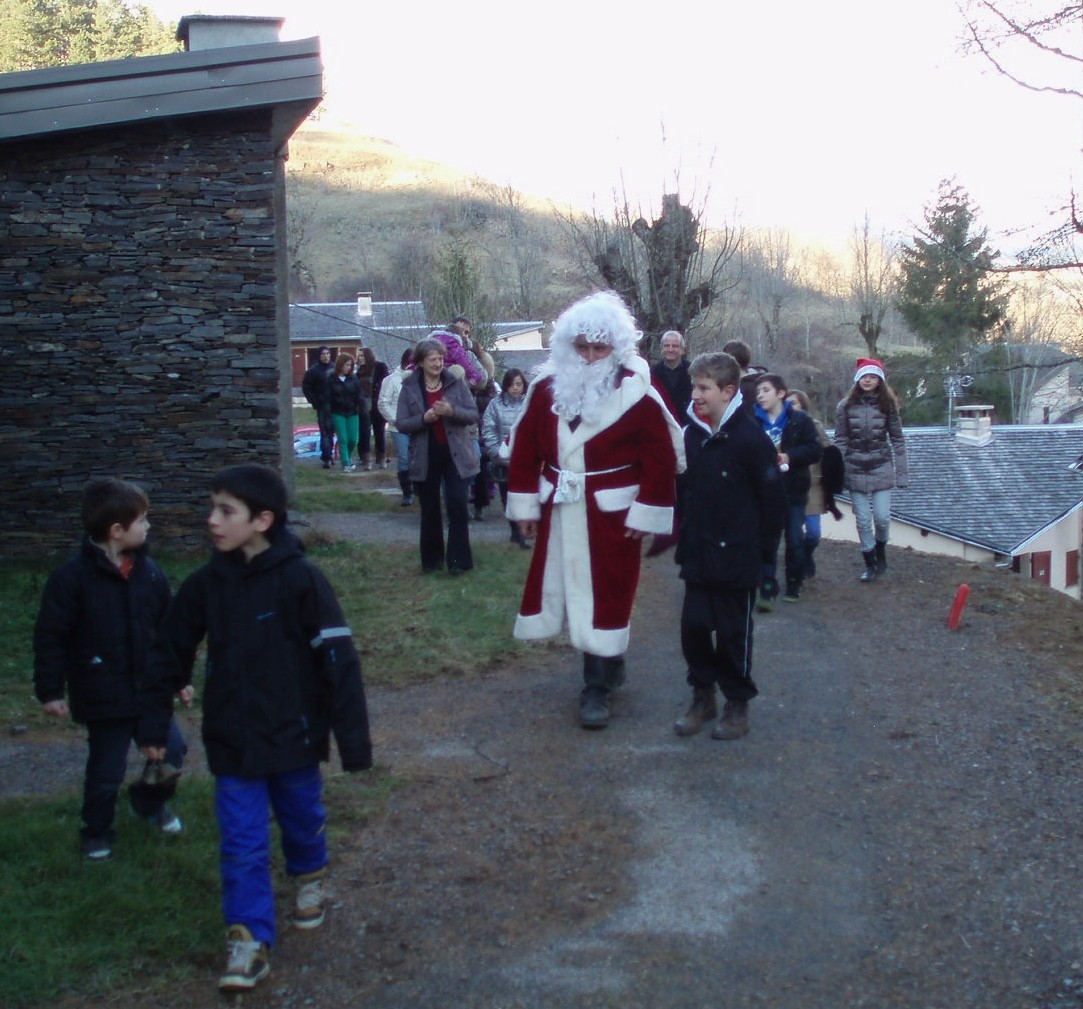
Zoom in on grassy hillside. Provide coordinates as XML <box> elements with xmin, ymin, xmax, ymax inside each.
<box><xmin>284</xmin><ymin>122</ymin><xmax>588</xmax><ymax>319</ymax></box>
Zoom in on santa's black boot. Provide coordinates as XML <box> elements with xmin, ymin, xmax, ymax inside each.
<box><xmin>579</xmin><ymin>653</ymin><xmax>610</xmax><ymax>729</ymax></box>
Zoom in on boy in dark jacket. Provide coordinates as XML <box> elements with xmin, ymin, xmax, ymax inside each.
<box><xmin>137</xmin><ymin>464</ymin><xmax>371</xmax><ymax>994</ymax></box>
<box><xmin>754</xmin><ymin>373</ymin><xmax>823</xmax><ymax>604</ymax></box>
<box><xmin>673</xmin><ymin>353</ymin><xmax>785</xmax><ymax>741</ymax></box>
<box><xmin>33</xmin><ymin>478</ymin><xmax>188</xmax><ymax>861</ymax></box>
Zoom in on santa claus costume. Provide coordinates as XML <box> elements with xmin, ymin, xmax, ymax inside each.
<box><xmin>506</xmin><ymin>292</ymin><xmax>685</xmax><ymax>728</ymax></box>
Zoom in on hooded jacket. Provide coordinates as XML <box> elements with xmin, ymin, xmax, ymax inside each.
<box><xmin>34</xmin><ymin>538</ymin><xmax>172</xmax><ymax>723</ymax></box>
<box><xmin>302</xmin><ymin>351</ymin><xmax>334</xmax><ymax>413</ymax></box>
<box><xmin>138</xmin><ymin>528</ymin><xmax>371</xmax><ymax>778</ymax></box>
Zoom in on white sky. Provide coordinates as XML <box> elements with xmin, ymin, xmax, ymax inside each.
<box><xmin>150</xmin><ymin>0</ymin><xmax>1082</xmax><ymax>251</ymax></box>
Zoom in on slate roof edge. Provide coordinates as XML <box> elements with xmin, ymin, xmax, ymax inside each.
<box><xmin>0</xmin><ymin>37</ymin><xmax>321</xmax><ymax>146</ymax></box>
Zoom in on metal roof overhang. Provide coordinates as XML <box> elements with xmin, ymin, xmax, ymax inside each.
<box><xmin>0</xmin><ymin>37</ymin><xmax>322</xmax><ymax>149</ymax></box>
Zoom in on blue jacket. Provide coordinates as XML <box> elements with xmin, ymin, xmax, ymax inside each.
<box><xmin>753</xmin><ymin>401</ymin><xmax>823</xmax><ymax>505</ymax></box>
<box><xmin>138</xmin><ymin>528</ymin><xmax>371</xmax><ymax>778</ymax></box>
<box><xmin>675</xmin><ymin>407</ymin><xmax>786</xmax><ymax>589</ymax></box>
<box><xmin>34</xmin><ymin>538</ymin><xmax>172</xmax><ymax>723</ymax></box>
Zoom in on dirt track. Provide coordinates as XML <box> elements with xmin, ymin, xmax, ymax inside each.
<box><xmin>14</xmin><ymin>519</ymin><xmax>1083</xmax><ymax>1009</ymax></box>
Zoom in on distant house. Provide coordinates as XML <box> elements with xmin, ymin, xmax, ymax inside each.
<box><xmin>288</xmin><ymin>298</ymin><xmax>545</xmax><ymax>385</ymax></box>
<box><xmin>289</xmin><ymin>297</ymin><xmax>430</xmax><ymax>384</ymax></box>
<box><xmin>823</xmin><ymin>406</ymin><xmax>1083</xmax><ymax>599</ymax></box>
<box><xmin>1025</xmin><ymin>356</ymin><xmax>1083</xmax><ymax>425</ymax></box>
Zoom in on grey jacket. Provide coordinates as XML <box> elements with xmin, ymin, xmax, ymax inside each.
<box><xmin>834</xmin><ymin>393</ymin><xmax>908</xmax><ymax>494</ymax></box>
<box><xmin>396</xmin><ymin>368</ymin><xmax>480</xmax><ymax>482</ymax></box>
<box><xmin>480</xmin><ymin>393</ymin><xmax>526</xmax><ymax>480</ymax></box>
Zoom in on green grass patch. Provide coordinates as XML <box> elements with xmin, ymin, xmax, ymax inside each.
<box><xmin>305</xmin><ymin>540</ymin><xmax>545</xmax><ymax>687</ymax></box>
<box><xmin>1</xmin><ymin>537</ymin><xmax>546</xmax><ymax>724</ymax></box>
<box><xmin>0</xmin><ymin>512</ymin><xmax>550</xmax><ymax>1003</ymax></box>
<box><xmin>292</xmin><ymin>463</ymin><xmax>394</xmax><ymax>513</ymax></box>
<box><xmin>0</xmin><ymin>768</ymin><xmax>397</xmax><ymax>1007</ymax></box>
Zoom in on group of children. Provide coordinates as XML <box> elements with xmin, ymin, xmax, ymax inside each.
<box><xmin>33</xmin><ymin>465</ymin><xmax>371</xmax><ymax>993</ymax></box>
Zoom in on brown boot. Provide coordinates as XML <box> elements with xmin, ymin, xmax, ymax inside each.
<box><xmin>711</xmin><ymin>699</ymin><xmax>750</xmax><ymax>740</ymax></box>
<box><xmin>674</xmin><ymin>686</ymin><xmax>718</xmax><ymax>737</ymax></box>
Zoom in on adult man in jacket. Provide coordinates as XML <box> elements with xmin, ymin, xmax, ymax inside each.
<box><xmin>302</xmin><ymin>346</ymin><xmax>335</xmax><ymax>469</ymax></box>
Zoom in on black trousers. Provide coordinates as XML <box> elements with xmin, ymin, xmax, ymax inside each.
<box><xmin>680</xmin><ymin>584</ymin><xmax>759</xmax><ymax>701</ymax></box>
<box><xmin>416</xmin><ymin>438</ymin><xmax>473</xmax><ymax>572</ymax></box>
<box><xmin>82</xmin><ymin>717</ymin><xmax>187</xmax><ymax>841</ymax></box>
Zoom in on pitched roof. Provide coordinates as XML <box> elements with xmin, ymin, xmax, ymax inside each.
<box><xmin>0</xmin><ymin>36</ymin><xmax>320</xmax><ymax>149</ymax></box>
<box><xmin>290</xmin><ymin>301</ymin><xmax>429</xmax><ymax>364</ymax></box>
<box><xmin>886</xmin><ymin>425</ymin><xmax>1083</xmax><ymax>554</ymax></box>
<box><xmin>289</xmin><ymin>302</ymin><xmax>546</xmax><ymax>371</ymax></box>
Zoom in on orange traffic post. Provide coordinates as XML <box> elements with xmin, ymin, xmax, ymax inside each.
<box><xmin>946</xmin><ymin>583</ymin><xmax>970</xmax><ymax>631</ymax></box>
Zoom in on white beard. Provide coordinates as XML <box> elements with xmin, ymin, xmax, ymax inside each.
<box><xmin>546</xmin><ymin>353</ymin><xmax>622</xmax><ymax>424</ymax></box>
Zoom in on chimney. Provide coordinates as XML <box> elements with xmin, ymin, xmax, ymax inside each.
<box><xmin>954</xmin><ymin>404</ymin><xmax>994</xmax><ymax>446</ymax></box>
<box><xmin>176</xmin><ymin>15</ymin><xmax>285</xmax><ymax>51</ymax></box>
<box><xmin>356</xmin><ymin>292</ymin><xmax>373</xmax><ymax>318</ymax></box>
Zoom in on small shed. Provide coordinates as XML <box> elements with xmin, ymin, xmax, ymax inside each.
<box><xmin>0</xmin><ymin>15</ymin><xmax>321</xmax><ymax>550</ymax></box>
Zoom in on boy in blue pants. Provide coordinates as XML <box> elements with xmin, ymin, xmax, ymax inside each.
<box><xmin>137</xmin><ymin>464</ymin><xmax>372</xmax><ymax>993</ymax></box>
<box><xmin>34</xmin><ymin>477</ymin><xmax>189</xmax><ymax>861</ymax></box>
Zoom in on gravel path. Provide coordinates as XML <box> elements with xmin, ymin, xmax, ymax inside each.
<box><xmin>9</xmin><ymin>514</ymin><xmax>1083</xmax><ymax>1009</ymax></box>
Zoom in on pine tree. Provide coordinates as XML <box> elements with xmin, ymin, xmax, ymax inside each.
<box><xmin>896</xmin><ymin>180</ymin><xmax>1009</xmax><ymax>370</ymax></box>
<box><xmin>0</xmin><ymin>0</ymin><xmax>177</xmax><ymax>73</ymax></box>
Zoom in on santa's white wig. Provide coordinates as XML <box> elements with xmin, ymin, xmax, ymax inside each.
<box><xmin>540</xmin><ymin>291</ymin><xmax>642</xmax><ymax>423</ymax></box>
<box><xmin>548</xmin><ymin>290</ymin><xmax>640</xmax><ymax>362</ymax></box>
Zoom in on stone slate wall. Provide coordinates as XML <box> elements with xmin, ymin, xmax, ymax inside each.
<box><xmin>0</xmin><ymin>110</ymin><xmax>287</xmax><ymax>554</ymax></box>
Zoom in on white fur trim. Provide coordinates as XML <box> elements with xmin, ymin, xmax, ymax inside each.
<box><xmin>627</xmin><ymin>500</ymin><xmax>674</xmax><ymax>534</ymax></box>
<box><xmin>506</xmin><ymin>490</ymin><xmax>540</xmax><ymax>522</ymax></box>
<box><xmin>854</xmin><ymin>363</ymin><xmax>885</xmax><ymax>383</ymax></box>
<box><xmin>594</xmin><ymin>484</ymin><xmax>639</xmax><ymax>512</ymax></box>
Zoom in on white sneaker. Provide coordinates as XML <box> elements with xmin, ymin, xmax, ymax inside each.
<box><xmin>290</xmin><ymin>869</ymin><xmax>326</xmax><ymax>929</ymax></box>
<box><xmin>219</xmin><ymin>925</ymin><xmax>270</xmax><ymax>991</ymax></box>
<box><xmin>147</xmin><ymin>806</ymin><xmax>183</xmax><ymax>835</ymax></box>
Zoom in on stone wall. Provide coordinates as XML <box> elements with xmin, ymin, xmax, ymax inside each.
<box><xmin>0</xmin><ymin>110</ymin><xmax>288</xmax><ymax>554</ymax></box>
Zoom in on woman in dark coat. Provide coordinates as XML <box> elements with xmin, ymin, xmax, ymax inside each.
<box><xmin>834</xmin><ymin>357</ymin><xmax>908</xmax><ymax>582</ymax></box>
<box><xmin>356</xmin><ymin>348</ymin><xmax>390</xmax><ymax>470</ymax></box>
<box><xmin>396</xmin><ymin>338</ymin><xmax>480</xmax><ymax>574</ymax></box>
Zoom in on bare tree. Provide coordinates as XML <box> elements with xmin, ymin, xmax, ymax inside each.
<box><xmin>559</xmin><ymin>181</ymin><xmax>742</xmax><ymax>357</ymax></box>
<box><xmin>475</xmin><ymin>182</ymin><xmax>547</xmax><ymax>319</ymax></box>
<box><xmin>848</xmin><ymin>215</ymin><xmax>897</xmax><ymax>358</ymax></box>
<box><xmin>743</xmin><ymin>229</ymin><xmax>800</xmax><ymax>357</ymax></box>
<box><xmin>961</xmin><ymin>1</ymin><xmax>1083</xmax><ymax>270</ymax></box>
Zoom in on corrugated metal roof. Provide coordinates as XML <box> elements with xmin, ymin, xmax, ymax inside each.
<box><xmin>874</xmin><ymin>425</ymin><xmax>1083</xmax><ymax>555</ymax></box>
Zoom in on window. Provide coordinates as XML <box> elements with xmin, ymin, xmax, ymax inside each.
<box><xmin>1067</xmin><ymin>550</ymin><xmax>1080</xmax><ymax>589</ymax></box>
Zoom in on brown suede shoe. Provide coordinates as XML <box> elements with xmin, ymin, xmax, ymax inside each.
<box><xmin>674</xmin><ymin>687</ymin><xmax>718</xmax><ymax>737</ymax></box>
<box><xmin>711</xmin><ymin>700</ymin><xmax>750</xmax><ymax>740</ymax></box>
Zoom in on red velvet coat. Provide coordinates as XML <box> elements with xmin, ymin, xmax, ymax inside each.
<box><xmin>506</xmin><ymin>357</ymin><xmax>684</xmax><ymax>656</ymax></box>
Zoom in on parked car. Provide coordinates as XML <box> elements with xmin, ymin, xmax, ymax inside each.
<box><xmin>293</xmin><ymin>424</ymin><xmax>321</xmax><ymax>459</ymax></box>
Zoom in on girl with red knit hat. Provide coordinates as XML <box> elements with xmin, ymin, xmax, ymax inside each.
<box><xmin>834</xmin><ymin>358</ymin><xmax>908</xmax><ymax>582</ymax></box>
